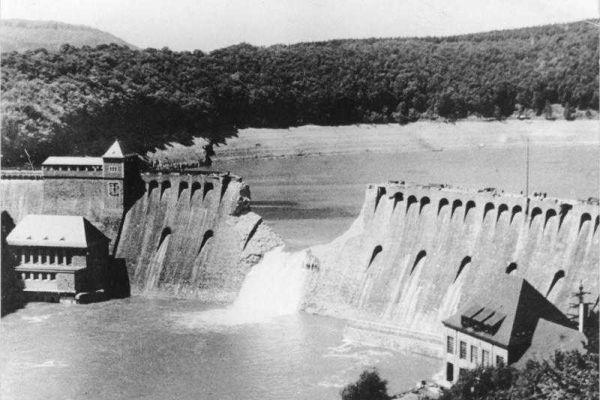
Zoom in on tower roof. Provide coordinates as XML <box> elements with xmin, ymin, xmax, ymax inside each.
<box><xmin>102</xmin><ymin>140</ymin><xmax>129</xmax><ymax>158</ymax></box>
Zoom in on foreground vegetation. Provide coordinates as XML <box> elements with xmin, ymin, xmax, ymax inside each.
<box><xmin>342</xmin><ymin>351</ymin><xmax>599</xmax><ymax>400</ymax></box>
<box><xmin>2</xmin><ymin>20</ymin><xmax>597</xmax><ymax>166</ymax></box>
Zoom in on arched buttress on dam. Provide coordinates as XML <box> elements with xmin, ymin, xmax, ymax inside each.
<box><xmin>367</xmin><ymin>245</ymin><xmax>383</xmax><ymax>269</ymax></box>
<box><xmin>411</xmin><ymin>250</ymin><xmax>427</xmax><ymax>275</ymax></box>
<box><xmin>148</xmin><ymin>180</ymin><xmax>159</xmax><ymax>196</ymax></box>
<box><xmin>419</xmin><ymin>197</ymin><xmax>430</xmax><ymax>214</ymax></box>
<box><xmin>451</xmin><ymin>199</ymin><xmax>462</xmax><ymax>218</ymax></box>
<box><xmin>529</xmin><ymin>207</ymin><xmax>542</xmax><ymax>228</ymax></box>
<box><xmin>406</xmin><ymin>195</ymin><xmax>418</xmax><ymax>213</ymax></box>
<box><xmin>157</xmin><ymin>227</ymin><xmax>171</xmax><ymax>250</ymax></box>
<box><xmin>190</xmin><ymin>181</ymin><xmax>201</xmax><ymax>201</ymax></box>
<box><xmin>544</xmin><ymin>208</ymin><xmax>557</xmax><ymax>228</ymax></box>
<box><xmin>438</xmin><ymin>198</ymin><xmax>449</xmax><ymax>216</ymax></box>
<box><xmin>579</xmin><ymin>213</ymin><xmax>591</xmax><ymax>234</ymax></box>
<box><xmin>392</xmin><ymin>192</ymin><xmax>404</xmax><ymax>211</ymax></box>
<box><xmin>455</xmin><ymin>256</ymin><xmax>472</xmax><ymax>282</ymax></box>
<box><xmin>464</xmin><ymin>200</ymin><xmax>476</xmax><ymax>220</ymax></box>
<box><xmin>483</xmin><ymin>202</ymin><xmax>495</xmax><ymax>220</ymax></box>
<box><xmin>203</xmin><ymin>182</ymin><xmax>214</xmax><ymax>200</ymax></box>
<box><xmin>177</xmin><ymin>181</ymin><xmax>189</xmax><ymax>200</ymax></box>
<box><xmin>546</xmin><ymin>270</ymin><xmax>565</xmax><ymax>297</ymax></box>
<box><xmin>506</xmin><ymin>262</ymin><xmax>518</xmax><ymax>274</ymax></box>
<box><xmin>160</xmin><ymin>180</ymin><xmax>171</xmax><ymax>200</ymax></box>
<box><xmin>497</xmin><ymin>203</ymin><xmax>508</xmax><ymax>222</ymax></box>
<box><xmin>511</xmin><ymin>205</ymin><xmax>522</xmax><ymax>224</ymax></box>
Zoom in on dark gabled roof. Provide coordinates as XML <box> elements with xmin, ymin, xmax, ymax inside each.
<box><xmin>514</xmin><ymin>319</ymin><xmax>587</xmax><ymax>368</ymax></box>
<box><xmin>442</xmin><ymin>274</ymin><xmax>572</xmax><ymax>349</ymax></box>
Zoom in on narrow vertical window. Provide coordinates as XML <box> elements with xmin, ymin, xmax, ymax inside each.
<box><xmin>446</xmin><ymin>336</ymin><xmax>454</xmax><ymax>354</ymax></box>
<box><xmin>459</xmin><ymin>341</ymin><xmax>467</xmax><ymax>359</ymax></box>
<box><xmin>482</xmin><ymin>350</ymin><xmax>490</xmax><ymax>366</ymax></box>
<box><xmin>470</xmin><ymin>345</ymin><xmax>478</xmax><ymax>364</ymax></box>
<box><xmin>496</xmin><ymin>355</ymin><xmax>504</xmax><ymax>366</ymax></box>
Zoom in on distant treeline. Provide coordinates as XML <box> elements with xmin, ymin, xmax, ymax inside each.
<box><xmin>2</xmin><ymin>20</ymin><xmax>598</xmax><ymax>166</ymax></box>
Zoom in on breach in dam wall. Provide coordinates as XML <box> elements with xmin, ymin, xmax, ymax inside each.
<box><xmin>305</xmin><ymin>182</ymin><xmax>599</xmax><ymax>352</ymax></box>
<box><xmin>115</xmin><ymin>172</ymin><xmax>283</xmax><ymax>300</ymax></box>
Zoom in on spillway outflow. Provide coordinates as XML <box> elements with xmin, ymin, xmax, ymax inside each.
<box><xmin>179</xmin><ymin>247</ymin><xmax>311</xmax><ymax>327</ymax></box>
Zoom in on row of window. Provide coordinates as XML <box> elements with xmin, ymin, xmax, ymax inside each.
<box><xmin>43</xmin><ymin>165</ymin><xmax>120</xmax><ymax>172</ymax></box>
<box><xmin>447</xmin><ymin>336</ymin><xmax>504</xmax><ymax>366</ymax></box>
<box><xmin>19</xmin><ymin>251</ymin><xmax>73</xmax><ymax>265</ymax></box>
<box><xmin>21</xmin><ymin>272</ymin><xmax>56</xmax><ymax>281</ymax></box>
<box><xmin>44</xmin><ymin>166</ymin><xmax>103</xmax><ymax>172</ymax></box>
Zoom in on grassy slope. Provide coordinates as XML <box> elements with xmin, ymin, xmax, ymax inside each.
<box><xmin>0</xmin><ymin>19</ymin><xmax>134</xmax><ymax>52</ymax></box>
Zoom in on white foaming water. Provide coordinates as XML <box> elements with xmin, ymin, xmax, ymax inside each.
<box><xmin>176</xmin><ymin>246</ymin><xmax>311</xmax><ymax>327</ymax></box>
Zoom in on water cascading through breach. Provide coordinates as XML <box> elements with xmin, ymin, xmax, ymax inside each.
<box><xmin>177</xmin><ymin>246</ymin><xmax>312</xmax><ymax>327</ymax></box>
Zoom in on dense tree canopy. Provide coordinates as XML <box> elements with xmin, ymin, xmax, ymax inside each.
<box><xmin>1</xmin><ymin>20</ymin><xmax>597</xmax><ymax>166</ymax></box>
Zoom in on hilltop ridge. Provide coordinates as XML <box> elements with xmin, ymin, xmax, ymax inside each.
<box><xmin>0</xmin><ymin>19</ymin><xmax>134</xmax><ymax>52</ymax></box>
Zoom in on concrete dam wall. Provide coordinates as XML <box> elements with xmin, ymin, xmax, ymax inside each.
<box><xmin>114</xmin><ymin>173</ymin><xmax>283</xmax><ymax>300</ymax></box>
<box><xmin>1</xmin><ymin>172</ymin><xmax>283</xmax><ymax>301</ymax></box>
<box><xmin>305</xmin><ymin>183</ymin><xmax>599</xmax><ymax>346</ymax></box>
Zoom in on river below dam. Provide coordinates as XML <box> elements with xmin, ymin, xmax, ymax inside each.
<box><xmin>0</xmin><ymin>298</ymin><xmax>438</xmax><ymax>400</ymax></box>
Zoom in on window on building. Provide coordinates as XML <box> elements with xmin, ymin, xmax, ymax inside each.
<box><xmin>33</xmin><ymin>252</ymin><xmax>39</xmax><ymax>263</ymax></box>
<box><xmin>459</xmin><ymin>341</ymin><xmax>467</xmax><ymax>359</ymax></box>
<box><xmin>470</xmin><ymin>345</ymin><xmax>478</xmax><ymax>364</ymax></box>
<box><xmin>50</xmin><ymin>273</ymin><xmax>56</xmax><ymax>280</ymax></box>
<box><xmin>482</xmin><ymin>350</ymin><xmax>490</xmax><ymax>366</ymax></box>
<box><xmin>41</xmin><ymin>254</ymin><xmax>47</xmax><ymax>264</ymax></box>
<box><xmin>446</xmin><ymin>362</ymin><xmax>454</xmax><ymax>382</ymax></box>
<box><xmin>34</xmin><ymin>273</ymin><xmax>40</xmax><ymax>280</ymax></box>
<box><xmin>446</xmin><ymin>336</ymin><xmax>454</xmax><ymax>354</ymax></box>
<box><xmin>496</xmin><ymin>355</ymin><xmax>505</xmax><ymax>365</ymax></box>
<box><xmin>109</xmin><ymin>165</ymin><xmax>119</xmax><ymax>173</ymax></box>
<box><xmin>108</xmin><ymin>182</ymin><xmax>120</xmax><ymax>196</ymax></box>
<box><xmin>66</xmin><ymin>253</ymin><xmax>72</xmax><ymax>265</ymax></box>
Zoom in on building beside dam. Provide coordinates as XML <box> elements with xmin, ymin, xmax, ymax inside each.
<box><xmin>442</xmin><ymin>275</ymin><xmax>585</xmax><ymax>383</ymax></box>
<box><xmin>6</xmin><ymin>214</ymin><xmax>110</xmax><ymax>301</ymax></box>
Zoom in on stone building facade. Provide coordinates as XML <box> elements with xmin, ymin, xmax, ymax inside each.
<box><xmin>442</xmin><ymin>275</ymin><xmax>585</xmax><ymax>384</ymax></box>
<box><xmin>6</xmin><ymin>214</ymin><xmax>110</xmax><ymax>301</ymax></box>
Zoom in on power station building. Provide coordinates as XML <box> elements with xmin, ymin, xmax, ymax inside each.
<box><xmin>442</xmin><ymin>275</ymin><xmax>586</xmax><ymax>383</ymax></box>
<box><xmin>6</xmin><ymin>214</ymin><xmax>110</xmax><ymax>301</ymax></box>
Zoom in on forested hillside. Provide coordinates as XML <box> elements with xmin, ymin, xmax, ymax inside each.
<box><xmin>0</xmin><ymin>19</ymin><xmax>133</xmax><ymax>53</ymax></box>
<box><xmin>1</xmin><ymin>20</ymin><xmax>597</xmax><ymax>166</ymax></box>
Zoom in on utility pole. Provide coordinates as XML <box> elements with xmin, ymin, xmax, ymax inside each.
<box><xmin>525</xmin><ymin>136</ymin><xmax>530</xmax><ymax>216</ymax></box>
<box><xmin>569</xmin><ymin>282</ymin><xmax>591</xmax><ymax>333</ymax></box>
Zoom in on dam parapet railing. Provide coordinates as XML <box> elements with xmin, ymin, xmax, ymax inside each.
<box><xmin>1</xmin><ymin>170</ymin><xmax>44</xmax><ymax>180</ymax></box>
<box><xmin>370</xmin><ymin>180</ymin><xmax>600</xmax><ymax>231</ymax></box>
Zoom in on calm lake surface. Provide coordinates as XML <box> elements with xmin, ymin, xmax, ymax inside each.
<box><xmin>0</xmin><ymin>299</ymin><xmax>438</xmax><ymax>400</ymax></box>
<box><xmin>3</xmin><ymin>129</ymin><xmax>598</xmax><ymax>400</ymax></box>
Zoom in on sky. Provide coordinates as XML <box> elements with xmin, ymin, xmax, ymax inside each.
<box><xmin>2</xmin><ymin>0</ymin><xmax>598</xmax><ymax>51</ymax></box>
